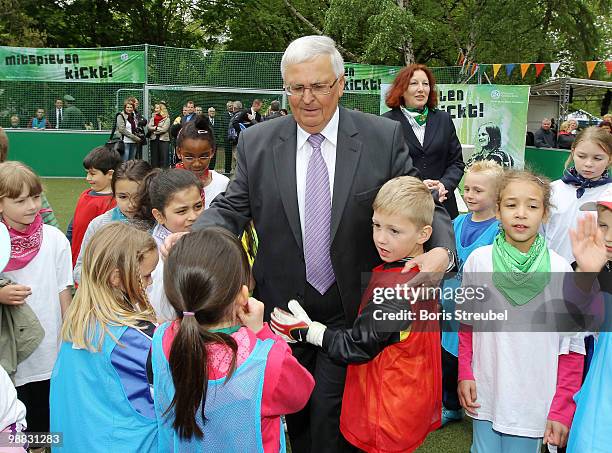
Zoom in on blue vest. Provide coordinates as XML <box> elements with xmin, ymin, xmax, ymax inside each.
<box><xmin>567</xmin><ymin>295</ymin><xmax>612</xmax><ymax>452</ymax></box>
<box><xmin>50</xmin><ymin>324</ymin><xmax>157</xmax><ymax>452</ymax></box>
<box><xmin>152</xmin><ymin>322</ymin><xmax>286</xmax><ymax>453</ymax></box>
<box><xmin>441</xmin><ymin>214</ymin><xmax>499</xmax><ymax>356</ymax></box>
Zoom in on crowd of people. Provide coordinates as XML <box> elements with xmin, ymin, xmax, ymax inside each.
<box><xmin>0</xmin><ymin>34</ymin><xmax>612</xmax><ymax>453</ymax></box>
<box><xmin>533</xmin><ymin>113</ymin><xmax>612</xmax><ymax>149</ymax></box>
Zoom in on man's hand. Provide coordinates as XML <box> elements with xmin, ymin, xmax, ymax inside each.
<box><xmin>458</xmin><ymin>380</ymin><xmax>480</xmax><ymax>416</ymax></box>
<box><xmin>401</xmin><ymin>247</ymin><xmax>449</xmax><ymax>294</ymax></box>
<box><xmin>160</xmin><ymin>232</ymin><xmax>189</xmax><ymax>260</ymax></box>
<box><xmin>544</xmin><ymin>420</ymin><xmax>569</xmax><ymax>448</ymax></box>
<box><xmin>0</xmin><ymin>284</ymin><xmax>32</xmax><ymax>305</ymax></box>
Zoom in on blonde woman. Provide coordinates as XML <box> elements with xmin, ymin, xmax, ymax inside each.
<box><xmin>557</xmin><ymin>121</ymin><xmax>575</xmax><ymax>149</ymax></box>
<box><xmin>50</xmin><ymin>223</ymin><xmax>159</xmax><ymax>452</ymax></box>
<box><xmin>147</xmin><ymin>103</ymin><xmax>171</xmax><ymax>168</ymax></box>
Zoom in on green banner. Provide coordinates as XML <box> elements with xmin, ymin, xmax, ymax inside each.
<box><xmin>380</xmin><ymin>84</ymin><xmax>530</xmax><ymax>168</ymax></box>
<box><xmin>344</xmin><ymin>63</ymin><xmax>399</xmax><ymax>93</ymax></box>
<box><xmin>0</xmin><ymin>47</ymin><xmax>145</xmax><ymax>83</ymax></box>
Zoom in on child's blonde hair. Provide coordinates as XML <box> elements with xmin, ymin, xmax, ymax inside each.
<box><xmin>466</xmin><ymin>160</ymin><xmax>505</xmax><ymax>197</ymax></box>
<box><xmin>61</xmin><ymin>222</ymin><xmax>157</xmax><ymax>351</ymax></box>
<box><xmin>497</xmin><ymin>169</ymin><xmax>552</xmax><ymax>215</ymax></box>
<box><xmin>565</xmin><ymin>126</ymin><xmax>612</xmax><ymax>168</ymax></box>
<box><xmin>373</xmin><ymin>176</ymin><xmax>434</xmax><ymax>228</ymax></box>
<box><xmin>0</xmin><ymin>161</ymin><xmax>42</xmax><ymax>199</ymax></box>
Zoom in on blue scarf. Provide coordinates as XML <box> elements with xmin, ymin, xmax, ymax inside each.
<box><xmin>31</xmin><ymin>117</ymin><xmax>47</xmax><ymax>129</ymax></box>
<box><xmin>561</xmin><ymin>167</ymin><xmax>612</xmax><ymax>198</ymax></box>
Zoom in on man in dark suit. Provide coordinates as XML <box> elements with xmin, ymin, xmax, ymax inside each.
<box><xmin>189</xmin><ymin>36</ymin><xmax>455</xmax><ymax>453</ymax></box>
<box><xmin>50</xmin><ymin>98</ymin><xmax>63</xmax><ymax>129</ymax></box>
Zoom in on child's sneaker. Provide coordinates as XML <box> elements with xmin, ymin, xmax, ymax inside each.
<box><xmin>441</xmin><ymin>407</ymin><xmax>463</xmax><ymax>426</ymax></box>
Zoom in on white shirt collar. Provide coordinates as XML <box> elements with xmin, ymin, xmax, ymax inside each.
<box><xmin>296</xmin><ymin>107</ymin><xmax>339</xmax><ymax>149</ymax></box>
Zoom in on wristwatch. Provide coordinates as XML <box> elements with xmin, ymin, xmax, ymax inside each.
<box><xmin>444</xmin><ymin>248</ymin><xmax>456</xmax><ymax>272</ymax></box>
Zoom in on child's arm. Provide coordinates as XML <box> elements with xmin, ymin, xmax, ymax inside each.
<box><xmin>59</xmin><ymin>288</ymin><xmax>72</xmax><ymax>318</ymax></box>
<box><xmin>457</xmin><ymin>323</ymin><xmax>480</xmax><ymax>416</ymax></box>
<box><xmin>544</xmin><ymin>351</ymin><xmax>584</xmax><ymax>448</ymax></box>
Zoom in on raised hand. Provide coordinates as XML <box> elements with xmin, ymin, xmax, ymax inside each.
<box><xmin>570</xmin><ymin>214</ymin><xmax>607</xmax><ymax>273</ymax></box>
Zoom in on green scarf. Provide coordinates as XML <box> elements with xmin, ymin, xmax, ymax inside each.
<box><xmin>402</xmin><ymin>105</ymin><xmax>429</xmax><ymax>126</ymax></box>
<box><xmin>492</xmin><ymin>231</ymin><xmax>551</xmax><ymax>306</ymax></box>
<box><xmin>209</xmin><ymin>325</ymin><xmax>241</xmax><ymax>335</ymax></box>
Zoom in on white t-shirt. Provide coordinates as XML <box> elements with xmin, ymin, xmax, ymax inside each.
<box><xmin>462</xmin><ymin>245</ymin><xmax>585</xmax><ymax>437</ymax></box>
<box><xmin>204</xmin><ymin>170</ymin><xmax>230</xmax><ymax>210</ymax></box>
<box><xmin>0</xmin><ymin>366</ymin><xmax>26</xmax><ymax>431</ymax></box>
<box><xmin>543</xmin><ymin>180</ymin><xmax>611</xmax><ymax>263</ymax></box>
<box><xmin>4</xmin><ymin>225</ymin><xmax>73</xmax><ymax>387</ymax></box>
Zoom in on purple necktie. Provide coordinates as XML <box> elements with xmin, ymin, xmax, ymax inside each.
<box><xmin>304</xmin><ymin>133</ymin><xmax>335</xmax><ymax>294</ymax></box>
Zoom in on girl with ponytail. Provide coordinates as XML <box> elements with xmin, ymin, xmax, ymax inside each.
<box><xmin>151</xmin><ymin>228</ymin><xmax>313</xmax><ymax>452</ymax></box>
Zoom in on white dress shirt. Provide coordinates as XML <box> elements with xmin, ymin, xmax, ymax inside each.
<box><xmin>296</xmin><ymin>107</ymin><xmax>339</xmax><ymax>240</ymax></box>
<box><xmin>400</xmin><ymin>106</ymin><xmax>426</xmax><ymax>146</ymax></box>
<box><xmin>55</xmin><ymin>108</ymin><xmax>63</xmax><ymax>129</ymax></box>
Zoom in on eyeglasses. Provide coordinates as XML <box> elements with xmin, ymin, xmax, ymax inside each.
<box><xmin>285</xmin><ymin>77</ymin><xmax>340</xmax><ymax>97</ymax></box>
<box><xmin>182</xmin><ymin>156</ymin><xmax>211</xmax><ymax>163</ymax></box>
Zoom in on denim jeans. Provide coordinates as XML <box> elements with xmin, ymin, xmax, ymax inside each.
<box><xmin>123</xmin><ymin>142</ymin><xmax>137</xmax><ymax>161</ymax></box>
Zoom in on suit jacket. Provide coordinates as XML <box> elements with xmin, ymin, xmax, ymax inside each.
<box><xmin>383</xmin><ymin>108</ymin><xmax>465</xmax><ymax>218</ymax></box>
<box><xmin>194</xmin><ymin>107</ymin><xmax>455</xmax><ymax>325</ymax></box>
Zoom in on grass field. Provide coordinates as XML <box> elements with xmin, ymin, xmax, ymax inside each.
<box><xmin>41</xmin><ymin>177</ymin><xmax>475</xmax><ymax>452</ymax></box>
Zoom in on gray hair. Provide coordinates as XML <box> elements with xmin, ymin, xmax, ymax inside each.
<box><xmin>281</xmin><ymin>35</ymin><xmax>344</xmax><ymax>80</ymax></box>
<box><xmin>233</xmin><ymin>100</ymin><xmax>243</xmax><ymax>110</ymax></box>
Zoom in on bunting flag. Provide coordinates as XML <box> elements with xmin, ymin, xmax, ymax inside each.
<box><xmin>535</xmin><ymin>63</ymin><xmax>546</xmax><ymax>77</ymax></box>
<box><xmin>492</xmin><ymin>64</ymin><xmax>502</xmax><ymax>78</ymax></box>
<box><xmin>606</xmin><ymin>61</ymin><xmax>612</xmax><ymax>75</ymax></box>
<box><xmin>457</xmin><ymin>51</ymin><xmax>465</xmax><ymax>66</ymax></box>
<box><xmin>586</xmin><ymin>61</ymin><xmax>598</xmax><ymax>78</ymax></box>
<box><xmin>550</xmin><ymin>62</ymin><xmax>561</xmax><ymax>78</ymax></box>
<box><xmin>471</xmin><ymin>64</ymin><xmax>479</xmax><ymax>76</ymax></box>
<box><xmin>520</xmin><ymin>63</ymin><xmax>531</xmax><ymax>78</ymax></box>
<box><xmin>506</xmin><ymin>64</ymin><xmax>516</xmax><ymax>77</ymax></box>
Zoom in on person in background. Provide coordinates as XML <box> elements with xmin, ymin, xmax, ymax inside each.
<box><xmin>599</xmin><ymin>121</ymin><xmax>612</xmax><ymax>134</ymax></box>
<box><xmin>265</xmin><ymin>100</ymin><xmax>283</xmax><ymax>121</ymax></box>
<box><xmin>182</xmin><ymin>100</ymin><xmax>196</xmax><ymax>124</ymax></box>
<box><xmin>207</xmin><ymin>107</ymin><xmax>218</xmax><ymax>170</ymax></box>
<box><xmin>383</xmin><ymin>63</ymin><xmax>465</xmax><ymax>218</ymax></box>
<box><xmin>568</xmin><ymin>119</ymin><xmax>578</xmax><ymax>135</ymax></box>
<box><xmin>62</xmin><ymin>95</ymin><xmax>85</xmax><ymax>130</ymax></box>
<box><xmin>9</xmin><ymin>116</ymin><xmax>19</xmax><ymax>128</ymax></box>
<box><xmin>535</xmin><ymin>118</ymin><xmax>557</xmax><ymax>148</ymax></box>
<box><xmin>127</xmin><ymin>97</ymin><xmax>147</xmax><ymax>160</ymax></box>
<box><xmin>28</xmin><ymin>108</ymin><xmax>50</xmax><ymax>130</ymax></box>
<box><xmin>116</xmin><ymin>100</ymin><xmax>142</xmax><ymax>161</ymax></box>
<box><xmin>557</xmin><ymin>120</ymin><xmax>576</xmax><ymax>149</ymax></box>
<box><xmin>195</xmin><ymin>106</ymin><xmax>203</xmax><ymax>116</ymax></box>
<box><xmin>173</xmin><ymin>106</ymin><xmax>188</xmax><ymax>126</ymax></box>
<box><xmin>147</xmin><ymin>103</ymin><xmax>171</xmax><ymax>168</ymax></box>
<box><xmin>51</xmin><ymin>98</ymin><xmax>63</xmax><ymax>129</ymax></box>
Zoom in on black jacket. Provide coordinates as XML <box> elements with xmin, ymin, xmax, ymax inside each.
<box><xmin>383</xmin><ymin>108</ymin><xmax>465</xmax><ymax>218</ymax></box>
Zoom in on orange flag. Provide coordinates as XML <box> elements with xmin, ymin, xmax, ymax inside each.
<box><xmin>586</xmin><ymin>61</ymin><xmax>598</xmax><ymax>78</ymax></box>
<box><xmin>520</xmin><ymin>63</ymin><xmax>531</xmax><ymax>78</ymax></box>
<box><xmin>534</xmin><ymin>63</ymin><xmax>546</xmax><ymax>77</ymax></box>
<box><xmin>605</xmin><ymin>61</ymin><xmax>612</xmax><ymax>75</ymax></box>
<box><xmin>492</xmin><ymin>64</ymin><xmax>502</xmax><ymax>78</ymax></box>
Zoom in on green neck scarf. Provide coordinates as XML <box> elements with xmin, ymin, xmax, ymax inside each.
<box><xmin>402</xmin><ymin>105</ymin><xmax>429</xmax><ymax>126</ymax></box>
<box><xmin>209</xmin><ymin>324</ymin><xmax>242</xmax><ymax>335</ymax></box>
<box><xmin>492</xmin><ymin>231</ymin><xmax>551</xmax><ymax>306</ymax></box>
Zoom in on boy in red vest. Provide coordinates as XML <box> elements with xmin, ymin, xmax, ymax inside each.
<box><xmin>68</xmin><ymin>146</ymin><xmax>122</xmax><ymax>265</ymax></box>
<box><xmin>271</xmin><ymin>176</ymin><xmax>442</xmax><ymax>452</ymax></box>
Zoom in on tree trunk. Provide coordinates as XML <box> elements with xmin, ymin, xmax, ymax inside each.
<box><xmin>396</xmin><ymin>0</ymin><xmax>415</xmax><ymax>65</ymax></box>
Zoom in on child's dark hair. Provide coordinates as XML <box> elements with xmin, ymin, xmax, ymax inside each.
<box><xmin>163</xmin><ymin>228</ymin><xmax>251</xmax><ymax>439</ymax></box>
<box><xmin>83</xmin><ymin>146</ymin><xmax>122</xmax><ymax>174</ymax></box>
<box><xmin>176</xmin><ymin>114</ymin><xmax>216</xmax><ymax>150</ymax></box>
<box><xmin>135</xmin><ymin>168</ymin><xmax>203</xmax><ymax>227</ymax></box>
<box><xmin>497</xmin><ymin>168</ymin><xmax>552</xmax><ymax>214</ymax></box>
<box><xmin>111</xmin><ymin>159</ymin><xmax>153</xmax><ymax>195</ymax></box>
